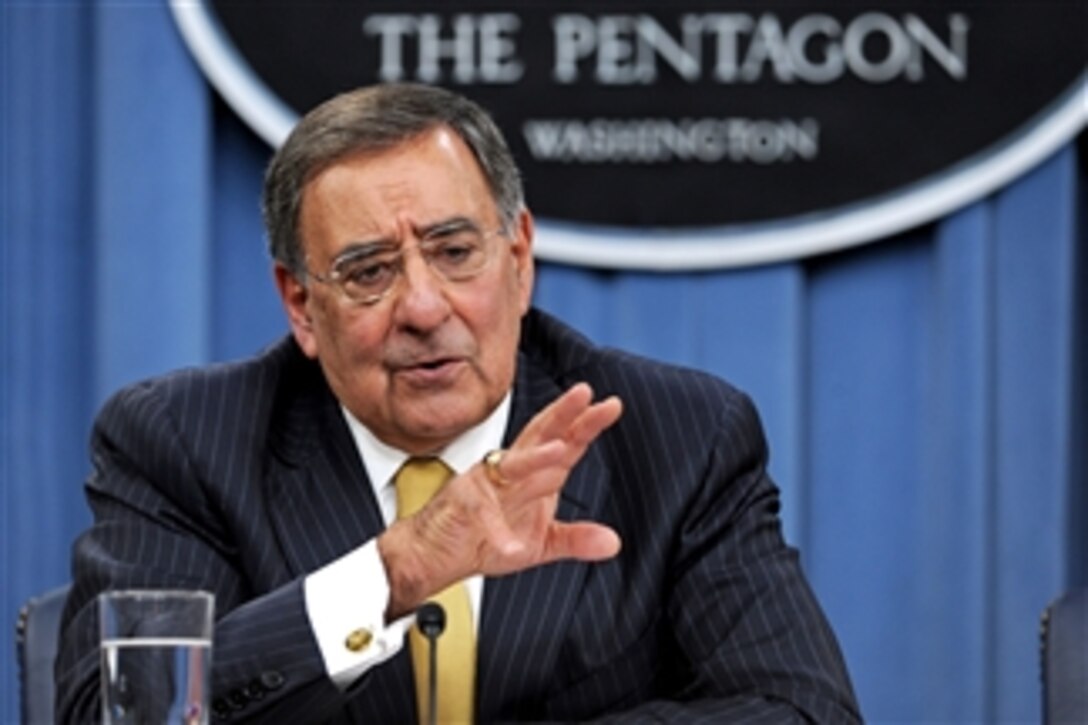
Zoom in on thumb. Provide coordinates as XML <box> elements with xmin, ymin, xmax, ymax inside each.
<box><xmin>543</xmin><ymin>522</ymin><xmax>621</xmax><ymax>564</ymax></box>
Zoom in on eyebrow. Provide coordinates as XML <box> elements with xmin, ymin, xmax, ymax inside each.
<box><xmin>418</xmin><ymin>216</ymin><xmax>481</xmax><ymax>237</ymax></box>
<box><xmin>333</xmin><ymin>216</ymin><xmax>483</xmax><ymax>261</ymax></box>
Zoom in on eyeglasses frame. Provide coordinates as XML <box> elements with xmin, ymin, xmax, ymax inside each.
<box><xmin>301</xmin><ymin>222</ymin><xmax>512</xmax><ymax>306</ymax></box>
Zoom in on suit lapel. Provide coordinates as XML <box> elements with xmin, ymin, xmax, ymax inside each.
<box><xmin>263</xmin><ymin>354</ymin><xmax>386</xmax><ymax>577</ymax></box>
<box><xmin>476</xmin><ymin>353</ymin><xmax>614</xmax><ymax>719</ymax></box>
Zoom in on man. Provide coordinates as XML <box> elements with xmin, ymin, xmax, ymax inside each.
<box><xmin>57</xmin><ymin>83</ymin><xmax>859</xmax><ymax>722</ymax></box>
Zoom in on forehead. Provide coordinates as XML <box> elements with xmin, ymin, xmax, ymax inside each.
<box><xmin>311</xmin><ymin>128</ymin><xmax>491</xmax><ymax>211</ymax></box>
<box><xmin>297</xmin><ymin>128</ymin><xmax>498</xmax><ymax>260</ymax></box>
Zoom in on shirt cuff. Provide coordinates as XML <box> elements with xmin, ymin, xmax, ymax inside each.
<box><xmin>303</xmin><ymin>538</ymin><xmax>413</xmax><ymax>689</ymax></box>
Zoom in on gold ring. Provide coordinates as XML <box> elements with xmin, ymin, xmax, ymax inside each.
<box><xmin>482</xmin><ymin>449</ymin><xmax>510</xmax><ymax>487</ymax></box>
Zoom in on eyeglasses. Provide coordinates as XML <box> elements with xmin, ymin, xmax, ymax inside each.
<box><xmin>305</xmin><ymin>221</ymin><xmax>508</xmax><ymax>306</ymax></box>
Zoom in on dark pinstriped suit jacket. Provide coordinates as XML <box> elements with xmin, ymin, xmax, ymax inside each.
<box><xmin>57</xmin><ymin>308</ymin><xmax>859</xmax><ymax>723</ymax></box>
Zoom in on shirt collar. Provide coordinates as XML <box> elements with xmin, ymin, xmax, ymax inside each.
<box><xmin>342</xmin><ymin>392</ymin><xmax>513</xmax><ymax>499</ymax></box>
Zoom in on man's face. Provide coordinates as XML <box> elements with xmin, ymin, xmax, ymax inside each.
<box><xmin>276</xmin><ymin>126</ymin><xmax>534</xmax><ymax>454</ymax></box>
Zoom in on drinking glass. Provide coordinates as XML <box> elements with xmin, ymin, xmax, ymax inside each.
<box><xmin>99</xmin><ymin>590</ymin><xmax>214</xmax><ymax>724</ymax></box>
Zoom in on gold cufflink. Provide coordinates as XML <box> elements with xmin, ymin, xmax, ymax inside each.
<box><xmin>344</xmin><ymin>628</ymin><xmax>373</xmax><ymax>652</ymax></box>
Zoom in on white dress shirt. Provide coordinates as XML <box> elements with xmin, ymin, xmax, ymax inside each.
<box><xmin>303</xmin><ymin>394</ymin><xmax>511</xmax><ymax>687</ymax></box>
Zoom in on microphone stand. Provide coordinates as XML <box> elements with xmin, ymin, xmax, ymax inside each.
<box><xmin>417</xmin><ymin>602</ymin><xmax>446</xmax><ymax>725</ymax></box>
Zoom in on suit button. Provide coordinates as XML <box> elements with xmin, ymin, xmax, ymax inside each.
<box><xmin>227</xmin><ymin>690</ymin><xmax>248</xmax><ymax>710</ymax></box>
<box><xmin>243</xmin><ymin>679</ymin><xmax>266</xmax><ymax>701</ymax></box>
<box><xmin>345</xmin><ymin>628</ymin><xmax>374</xmax><ymax>652</ymax></box>
<box><xmin>212</xmin><ymin>698</ymin><xmax>231</xmax><ymax>720</ymax></box>
<box><xmin>260</xmin><ymin>670</ymin><xmax>286</xmax><ymax>691</ymax></box>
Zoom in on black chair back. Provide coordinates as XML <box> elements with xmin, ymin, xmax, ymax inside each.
<box><xmin>1041</xmin><ymin>588</ymin><xmax>1088</xmax><ymax>724</ymax></box>
<box><xmin>15</xmin><ymin>585</ymin><xmax>70</xmax><ymax>725</ymax></box>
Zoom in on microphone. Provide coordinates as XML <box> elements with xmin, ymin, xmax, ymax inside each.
<box><xmin>417</xmin><ymin>601</ymin><xmax>446</xmax><ymax>725</ymax></box>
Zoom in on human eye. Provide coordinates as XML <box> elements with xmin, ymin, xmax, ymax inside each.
<box><xmin>335</xmin><ymin>251</ymin><xmax>398</xmax><ymax>296</ymax></box>
<box><xmin>428</xmin><ymin>231</ymin><xmax>485</xmax><ymax>273</ymax></box>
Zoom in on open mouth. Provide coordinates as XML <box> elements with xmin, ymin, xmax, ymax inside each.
<box><xmin>415</xmin><ymin>357</ymin><xmax>455</xmax><ymax>371</ymax></box>
<box><xmin>394</xmin><ymin>356</ymin><xmax>465</xmax><ymax>385</ymax></box>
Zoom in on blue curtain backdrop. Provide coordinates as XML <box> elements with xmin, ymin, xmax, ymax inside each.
<box><xmin>2</xmin><ymin>3</ymin><xmax>1085</xmax><ymax>722</ymax></box>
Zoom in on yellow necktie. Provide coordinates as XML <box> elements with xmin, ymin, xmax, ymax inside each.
<box><xmin>395</xmin><ymin>458</ymin><xmax>476</xmax><ymax>724</ymax></box>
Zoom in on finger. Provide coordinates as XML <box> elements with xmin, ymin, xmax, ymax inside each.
<box><xmin>514</xmin><ymin>383</ymin><xmax>594</xmax><ymax>447</ymax></box>
<box><xmin>563</xmin><ymin>396</ymin><xmax>623</xmax><ymax>450</ymax></box>
<box><xmin>521</xmin><ymin>396</ymin><xmax>622</xmax><ymax>479</ymax></box>
<box><xmin>485</xmin><ymin>398</ymin><xmax>623</xmax><ymax>507</ymax></box>
<box><xmin>476</xmin><ymin>440</ymin><xmax>567</xmax><ymax>504</ymax></box>
<box><xmin>542</xmin><ymin>521</ymin><xmax>622</xmax><ymax>564</ymax></box>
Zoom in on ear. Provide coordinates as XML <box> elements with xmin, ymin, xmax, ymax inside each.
<box><xmin>274</xmin><ymin>262</ymin><xmax>319</xmax><ymax>358</ymax></box>
<box><xmin>512</xmin><ymin>208</ymin><xmax>535</xmax><ymax>315</ymax></box>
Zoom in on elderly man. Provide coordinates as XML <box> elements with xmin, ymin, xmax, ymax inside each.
<box><xmin>57</xmin><ymin>83</ymin><xmax>859</xmax><ymax>723</ymax></box>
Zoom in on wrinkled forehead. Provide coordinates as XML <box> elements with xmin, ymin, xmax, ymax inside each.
<box><xmin>297</xmin><ymin>128</ymin><xmax>501</xmax><ymax>256</ymax></box>
<box><xmin>305</xmin><ymin>125</ymin><xmax>492</xmax><ymax>203</ymax></box>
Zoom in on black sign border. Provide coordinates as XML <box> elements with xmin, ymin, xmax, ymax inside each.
<box><xmin>171</xmin><ymin>1</ymin><xmax>1088</xmax><ymax>271</ymax></box>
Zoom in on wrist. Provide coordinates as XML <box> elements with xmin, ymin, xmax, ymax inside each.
<box><xmin>376</xmin><ymin>520</ymin><xmax>431</xmax><ymax>621</ymax></box>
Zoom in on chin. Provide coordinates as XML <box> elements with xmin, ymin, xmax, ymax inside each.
<box><xmin>397</xmin><ymin>404</ymin><xmax>487</xmax><ymax>447</ymax></box>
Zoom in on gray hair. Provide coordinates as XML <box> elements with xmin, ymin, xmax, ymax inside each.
<box><xmin>262</xmin><ymin>83</ymin><xmax>525</xmax><ymax>274</ymax></box>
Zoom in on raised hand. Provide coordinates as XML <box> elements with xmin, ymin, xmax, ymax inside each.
<box><xmin>378</xmin><ymin>383</ymin><xmax>623</xmax><ymax>620</ymax></box>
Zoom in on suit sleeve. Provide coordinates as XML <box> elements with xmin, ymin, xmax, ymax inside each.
<box><xmin>601</xmin><ymin>392</ymin><xmax>860</xmax><ymax>723</ymax></box>
<box><xmin>54</xmin><ymin>380</ymin><xmax>357</xmax><ymax>723</ymax></box>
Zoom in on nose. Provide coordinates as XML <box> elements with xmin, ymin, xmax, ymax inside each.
<box><xmin>390</xmin><ymin>248</ymin><xmax>451</xmax><ymax>332</ymax></box>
